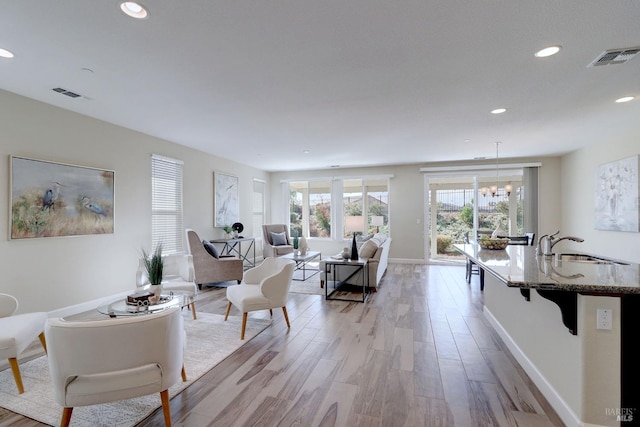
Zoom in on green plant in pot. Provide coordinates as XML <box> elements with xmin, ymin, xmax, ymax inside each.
<box><xmin>141</xmin><ymin>243</ymin><xmax>163</xmax><ymax>298</ymax></box>
<box><xmin>222</xmin><ymin>225</ymin><xmax>233</xmax><ymax>238</ymax></box>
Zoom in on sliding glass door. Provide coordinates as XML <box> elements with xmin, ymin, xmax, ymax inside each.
<box><xmin>426</xmin><ymin>171</ymin><xmax>524</xmax><ymax>262</ymax></box>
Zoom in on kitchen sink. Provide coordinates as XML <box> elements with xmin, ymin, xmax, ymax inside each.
<box><xmin>558</xmin><ymin>253</ymin><xmax>629</xmax><ymax>265</ymax></box>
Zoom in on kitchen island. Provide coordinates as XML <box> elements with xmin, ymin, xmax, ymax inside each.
<box><xmin>455</xmin><ymin>243</ymin><xmax>640</xmax><ymax>427</ymax></box>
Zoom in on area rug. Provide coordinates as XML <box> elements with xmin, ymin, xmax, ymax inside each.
<box><xmin>0</xmin><ymin>312</ymin><xmax>271</xmax><ymax>427</ymax></box>
<box><xmin>288</xmin><ymin>262</ymin><xmax>324</xmax><ymax>295</ymax></box>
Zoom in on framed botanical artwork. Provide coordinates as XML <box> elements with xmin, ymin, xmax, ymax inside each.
<box><xmin>594</xmin><ymin>155</ymin><xmax>639</xmax><ymax>232</ymax></box>
<box><xmin>214</xmin><ymin>171</ymin><xmax>239</xmax><ymax>227</ymax></box>
<box><xmin>9</xmin><ymin>156</ymin><xmax>115</xmax><ymax>239</ymax></box>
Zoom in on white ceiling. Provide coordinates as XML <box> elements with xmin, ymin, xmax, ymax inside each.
<box><xmin>1</xmin><ymin>1</ymin><xmax>639</xmax><ymax>171</ymax></box>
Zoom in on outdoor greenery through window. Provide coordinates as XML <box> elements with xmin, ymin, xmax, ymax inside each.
<box><xmin>290</xmin><ymin>181</ymin><xmax>331</xmax><ymax>238</ymax></box>
<box><xmin>343</xmin><ymin>178</ymin><xmax>389</xmax><ymax>237</ymax></box>
<box><xmin>428</xmin><ymin>174</ymin><xmax>524</xmax><ymax>259</ymax></box>
<box><xmin>288</xmin><ymin>177</ymin><xmax>389</xmax><ymax>239</ymax></box>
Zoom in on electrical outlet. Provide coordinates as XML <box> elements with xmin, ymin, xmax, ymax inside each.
<box><xmin>597</xmin><ymin>308</ymin><xmax>612</xmax><ymax>330</ymax></box>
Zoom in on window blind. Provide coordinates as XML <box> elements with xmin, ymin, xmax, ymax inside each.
<box><xmin>151</xmin><ymin>155</ymin><xmax>184</xmax><ymax>254</ymax></box>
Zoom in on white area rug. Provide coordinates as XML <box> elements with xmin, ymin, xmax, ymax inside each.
<box><xmin>0</xmin><ymin>312</ymin><xmax>271</xmax><ymax>427</ymax></box>
<box><xmin>288</xmin><ymin>264</ymin><xmax>324</xmax><ymax>295</ymax></box>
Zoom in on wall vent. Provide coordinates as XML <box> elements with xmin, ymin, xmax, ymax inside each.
<box><xmin>52</xmin><ymin>87</ymin><xmax>81</xmax><ymax>98</ymax></box>
<box><xmin>588</xmin><ymin>47</ymin><xmax>640</xmax><ymax>67</ymax></box>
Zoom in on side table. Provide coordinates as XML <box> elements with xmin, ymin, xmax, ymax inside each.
<box><xmin>210</xmin><ymin>237</ymin><xmax>256</xmax><ymax>269</ymax></box>
<box><xmin>323</xmin><ymin>258</ymin><xmax>369</xmax><ymax>303</ymax></box>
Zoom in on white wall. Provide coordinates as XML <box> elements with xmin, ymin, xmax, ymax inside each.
<box><xmin>0</xmin><ymin>89</ymin><xmax>268</xmax><ymax>314</ymax></box>
<box><xmin>561</xmin><ymin>136</ymin><xmax>640</xmax><ymax>264</ymax></box>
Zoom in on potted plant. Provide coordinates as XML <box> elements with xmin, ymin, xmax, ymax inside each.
<box><xmin>141</xmin><ymin>243</ymin><xmax>163</xmax><ymax>298</ymax></box>
<box><xmin>222</xmin><ymin>225</ymin><xmax>233</xmax><ymax>238</ymax></box>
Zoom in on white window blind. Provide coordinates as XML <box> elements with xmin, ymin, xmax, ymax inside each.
<box><xmin>151</xmin><ymin>155</ymin><xmax>184</xmax><ymax>254</ymax></box>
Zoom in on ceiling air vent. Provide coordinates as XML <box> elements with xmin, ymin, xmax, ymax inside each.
<box><xmin>588</xmin><ymin>47</ymin><xmax>640</xmax><ymax>67</ymax></box>
<box><xmin>52</xmin><ymin>87</ymin><xmax>81</xmax><ymax>98</ymax></box>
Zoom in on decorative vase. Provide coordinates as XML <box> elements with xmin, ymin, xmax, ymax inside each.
<box><xmin>350</xmin><ymin>234</ymin><xmax>359</xmax><ymax>260</ymax></box>
<box><xmin>150</xmin><ymin>284</ymin><xmax>163</xmax><ymax>299</ymax></box>
<box><xmin>342</xmin><ymin>247</ymin><xmax>350</xmax><ymax>260</ymax></box>
<box><xmin>299</xmin><ymin>236</ymin><xmax>308</xmax><ymax>255</ymax></box>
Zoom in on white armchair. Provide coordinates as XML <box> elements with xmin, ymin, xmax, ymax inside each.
<box><xmin>136</xmin><ymin>253</ymin><xmax>199</xmax><ymax>319</ymax></box>
<box><xmin>0</xmin><ymin>293</ymin><xmax>47</xmax><ymax>394</ymax></box>
<box><xmin>224</xmin><ymin>257</ymin><xmax>295</xmax><ymax>339</ymax></box>
<box><xmin>45</xmin><ymin>307</ymin><xmax>186</xmax><ymax>427</ymax></box>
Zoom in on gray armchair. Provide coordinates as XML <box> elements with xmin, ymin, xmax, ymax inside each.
<box><xmin>262</xmin><ymin>224</ymin><xmax>294</xmax><ymax>258</ymax></box>
<box><xmin>186</xmin><ymin>229</ymin><xmax>244</xmax><ymax>289</ymax></box>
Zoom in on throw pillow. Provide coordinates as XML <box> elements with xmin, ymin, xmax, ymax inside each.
<box><xmin>202</xmin><ymin>240</ymin><xmax>219</xmax><ymax>258</ymax></box>
<box><xmin>270</xmin><ymin>231</ymin><xmax>287</xmax><ymax>246</ymax></box>
<box><xmin>359</xmin><ymin>239</ymin><xmax>379</xmax><ymax>259</ymax></box>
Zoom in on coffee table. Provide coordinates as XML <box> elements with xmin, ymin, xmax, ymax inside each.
<box><xmin>280</xmin><ymin>251</ymin><xmax>321</xmax><ymax>281</ymax></box>
<box><xmin>97</xmin><ymin>291</ymin><xmax>193</xmax><ymax>317</ymax></box>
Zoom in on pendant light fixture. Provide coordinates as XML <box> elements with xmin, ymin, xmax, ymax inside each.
<box><xmin>481</xmin><ymin>142</ymin><xmax>511</xmax><ymax>197</ymax></box>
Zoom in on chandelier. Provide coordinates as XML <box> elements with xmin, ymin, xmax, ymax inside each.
<box><xmin>481</xmin><ymin>142</ymin><xmax>512</xmax><ymax>197</ymax></box>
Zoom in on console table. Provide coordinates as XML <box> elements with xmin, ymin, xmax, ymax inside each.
<box><xmin>210</xmin><ymin>237</ymin><xmax>256</xmax><ymax>269</ymax></box>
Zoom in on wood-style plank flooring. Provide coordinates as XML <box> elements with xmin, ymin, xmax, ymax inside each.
<box><xmin>1</xmin><ymin>264</ymin><xmax>564</xmax><ymax>426</ymax></box>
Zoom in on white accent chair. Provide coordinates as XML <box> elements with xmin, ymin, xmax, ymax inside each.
<box><xmin>225</xmin><ymin>257</ymin><xmax>295</xmax><ymax>339</ymax></box>
<box><xmin>45</xmin><ymin>306</ymin><xmax>186</xmax><ymax>427</ymax></box>
<box><xmin>136</xmin><ymin>253</ymin><xmax>199</xmax><ymax>320</ymax></box>
<box><xmin>0</xmin><ymin>293</ymin><xmax>47</xmax><ymax>394</ymax></box>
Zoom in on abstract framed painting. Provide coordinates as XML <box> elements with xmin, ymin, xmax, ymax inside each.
<box><xmin>594</xmin><ymin>155</ymin><xmax>639</xmax><ymax>232</ymax></box>
<box><xmin>214</xmin><ymin>171</ymin><xmax>239</xmax><ymax>227</ymax></box>
<box><xmin>9</xmin><ymin>156</ymin><xmax>115</xmax><ymax>239</ymax></box>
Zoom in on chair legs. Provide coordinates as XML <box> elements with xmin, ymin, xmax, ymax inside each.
<box><xmin>8</xmin><ymin>332</ymin><xmax>47</xmax><ymax>394</ymax></box>
<box><xmin>189</xmin><ymin>302</ymin><xmax>197</xmax><ymax>320</ymax></box>
<box><xmin>8</xmin><ymin>358</ymin><xmax>24</xmax><ymax>394</ymax></box>
<box><xmin>160</xmin><ymin>389</ymin><xmax>173</xmax><ymax>427</ymax></box>
<box><xmin>241</xmin><ymin>313</ymin><xmax>247</xmax><ymax>340</ymax></box>
<box><xmin>61</xmin><ymin>407</ymin><xmax>73</xmax><ymax>427</ymax></box>
<box><xmin>282</xmin><ymin>306</ymin><xmax>291</xmax><ymax>329</ymax></box>
<box><xmin>224</xmin><ymin>301</ymin><xmax>232</xmax><ymax>320</ymax></box>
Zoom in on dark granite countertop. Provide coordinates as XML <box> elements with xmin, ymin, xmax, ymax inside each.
<box><xmin>454</xmin><ymin>244</ymin><xmax>640</xmax><ymax>294</ymax></box>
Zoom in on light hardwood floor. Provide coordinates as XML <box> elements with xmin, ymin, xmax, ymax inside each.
<box><xmin>1</xmin><ymin>264</ymin><xmax>564</xmax><ymax>426</ymax></box>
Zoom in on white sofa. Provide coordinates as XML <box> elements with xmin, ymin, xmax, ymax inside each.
<box><xmin>320</xmin><ymin>233</ymin><xmax>392</xmax><ymax>289</ymax></box>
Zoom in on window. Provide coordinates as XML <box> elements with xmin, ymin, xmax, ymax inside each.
<box><xmin>290</xmin><ymin>180</ymin><xmax>332</xmax><ymax>238</ymax></box>
<box><xmin>252</xmin><ymin>179</ymin><xmax>265</xmax><ymax>247</ymax></box>
<box><xmin>286</xmin><ymin>176</ymin><xmax>390</xmax><ymax>240</ymax></box>
<box><xmin>151</xmin><ymin>155</ymin><xmax>184</xmax><ymax>254</ymax></box>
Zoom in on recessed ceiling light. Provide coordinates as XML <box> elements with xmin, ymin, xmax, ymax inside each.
<box><xmin>615</xmin><ymin>96</ymin><xmax>634</xmax><ymax>103</ymax></box>
<box><xmin>120</xmin><ymin>2</ymin><xmax>148</xmax><ymax>19</ymax></box>
<box><xmin>535</xmin><ymin>45</ymin><xmax>562</xmax><ymax>58</ymax></box>
<box><xmin>303</xmin><ymin>150</ymin><xmax>310</xmax><ymax>154</ymax></box>
<box><xmin>491</xmin><ymin>108</ymin><xmax>506</xmax><ymax>114</ymax></box>
<box><xmin>0</xmin><ymin>48</ymin><xmax>15</xmax><ymax>58</ymax></box>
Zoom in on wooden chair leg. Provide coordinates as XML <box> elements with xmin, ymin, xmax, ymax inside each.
<box><xmin>241</xmin><ymin>312</ymin><xmax>247</xmax><ymax>340</ymax></box>
<box><xmin>8</xmin><ymin>357</ymin><xmax>24</xmax><ymax>394</ymax></box>
<box><xmin>190</xmin><ymin>302</ymin><xmax>197</xmax><ymax>320</ymax></box>
<box><xmin>160</xmin><ymin>389</ymin><xmax>172</xmax><ymax>427</ymax></box>
<box><xmin>224</xmin><ymin>301</ymin><xmax>232</xmax><ymax>320</ymax></box>
<box><xmin>38</xmin><ymin>332</ymin><xmax>48</xmax><ymax>354</ymax></box>
<box><xmin>61</xmin><ymin>407</ymin><xmax>73</xmax><ymax>427</ymax></box>
<box><xmin>181</xmin><ymin>364</ymin><xmax>187</xmax><ymax>382</ymax></box>
<box><xmin>282</xmin><ymin>306</ymin><xmax>291</xmax><ymax>328</ymax></box>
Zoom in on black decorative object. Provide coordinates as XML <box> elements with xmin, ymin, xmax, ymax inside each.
<box><xmin>350</xmin><ymin>234</ymin><xmax>359</xmax><ymax>260</ymax></box>
<box><xmin>232</xmin><ymin>222</ymin><xmax>244</xmax><ymax>233</ymax></box>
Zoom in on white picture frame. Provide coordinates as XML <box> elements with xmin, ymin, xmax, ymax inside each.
<box><xmin>214</xmin><ymin>171</ymin><xmax>239</xmax><ymax>227</ymax></box>
<box><xmin>594</xmin><ymin>155</ymin><xmax>639</xmax><ymax>232</ymax></box>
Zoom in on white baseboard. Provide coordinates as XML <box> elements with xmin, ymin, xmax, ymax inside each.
<box><xmin>388</xmin><ymin>257</ymin><xmax>427</xmax><ymax>264</ymax></box>
<box><xmin>484</xmin><ymin>307</ymin><xmax>582</xmax><ymax>427</ymax></box>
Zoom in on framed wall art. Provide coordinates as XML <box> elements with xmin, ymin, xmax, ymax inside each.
<box><xmin>10</xmin><ymin>156</ymin><xmax>115</xmax><ymax>239</ymax></box>
<box><xmin>214</xmin><ymin>171</ymin><xmax>239</xmax><ymax>227</ymax></box>
<box><xmin>594</xmin><ymin>154</ymin><xmax>639</xmax><ymax>232</ymax></box>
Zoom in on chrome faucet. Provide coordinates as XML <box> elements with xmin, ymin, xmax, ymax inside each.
<box><xmin>537</xmin><ymin>230</ymin><xmax>584</xmax><ymax>256</ymax></box>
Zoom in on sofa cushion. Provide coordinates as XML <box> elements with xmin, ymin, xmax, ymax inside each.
<box><xmin>202</xmin><ymin>240</ymin><xmax>219</xmax><ymax>258</ymax></box>
<box><xmin>359</xmin><ymin>239</ymin><xmax>378</xmax><ymax>259</ymax></box>
<box><xmin>270</xmin><ymin>231</ymin><xmax>287</xmax><ymax>246</ymax></box>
